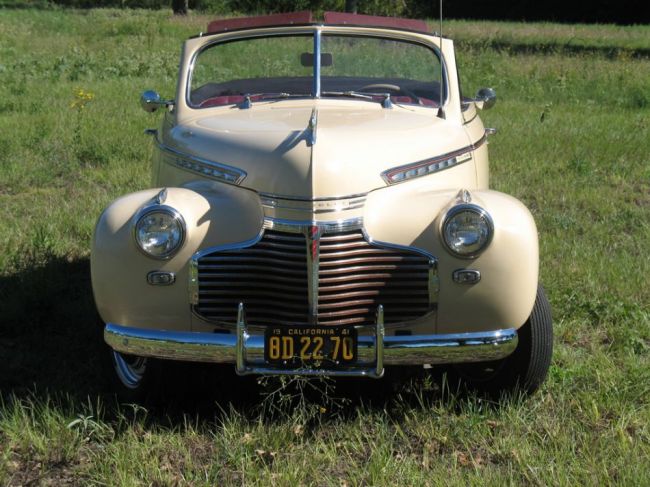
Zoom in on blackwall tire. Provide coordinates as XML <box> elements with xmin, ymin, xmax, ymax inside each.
<box><xmin>451</xmin><ymin>284</ymin><xmax>553</xmax><ymax>397</ymax></box>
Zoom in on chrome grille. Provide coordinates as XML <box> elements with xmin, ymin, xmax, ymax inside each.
<box><xmin>194</xmin><ymin>231</ymin><xmax>309</xmax><ymax>325</ymax></box>
<box><xmin>318</xmin><ymin>231</ymin><xmax>432</xmax><ymax>325</ymax></box>
<box><xmin>193</xmin><ymin>228</ymin><xmax>434</xmax><ymax>326</ymax></box>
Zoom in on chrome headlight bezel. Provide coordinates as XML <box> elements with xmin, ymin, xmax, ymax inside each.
<box><xmin>133</xmin><ymin>205</ymin><xmax>186</xmax><ymax>260</ymax></box>
<box><xmin>440</xmin><ymin>204</ymin><xmax>494</xmax><ymax>259</ymax></box>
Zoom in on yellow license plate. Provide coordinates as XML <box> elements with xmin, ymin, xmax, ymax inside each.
<box><xmin>264</xmin><ymin>326</ymin><xmax>357</xmax><ymax>366</ymax></box>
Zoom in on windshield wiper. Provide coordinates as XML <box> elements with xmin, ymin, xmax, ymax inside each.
<box><xmin>321</xmin><ymin>91</ymin><xmax>393</xmax><ymax>109</ymax></box>
<box><xmin>237</xmin><ymin>91</ymin><xmax>394</xmax><ymax>109</ymax></box>
<box><xmin>238</xmin><ymin>92</ymin><xmax>311</xmax><ymax>109</ymax></box>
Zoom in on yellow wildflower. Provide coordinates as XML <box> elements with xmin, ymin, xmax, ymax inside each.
<box><xmin>71</xmin><ymin>88</ymin><xmax>95</xmax><ymax>110</ymax></box>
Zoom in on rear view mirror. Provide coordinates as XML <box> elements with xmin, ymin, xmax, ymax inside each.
<box><xmin>140</xmin><ymin>90</ymin><xmax>173</xmax><ymax>113</ymax></box>
<box><xmin>475</xmin><ymin>87</ymin><xmax>497</xmax><ymax>110</ymax></box>
<box><xmin>300</xmin><ymin>52</ymin><xmax>333</xmax><ymax>67</ymax></box>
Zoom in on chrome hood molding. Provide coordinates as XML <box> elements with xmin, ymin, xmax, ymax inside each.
<box><xmin>163</xmin><ymin>101</ymin><xmax>474</xmax><ymax>198</ymax></box>
<box><xmin>260</xmin><ymin>192</ymin><xmax>367</xmax><ymax>214</ymax></box>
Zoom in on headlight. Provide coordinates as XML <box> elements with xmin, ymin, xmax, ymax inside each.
<box><xmin>442</xmin><ymin>204</ymin><xmax>493</xmax><ymax>258</ymax></box>
<box><xmin>134</xmin><ymin>206</ymin><xmax>185</xmax><ymax>259</ymax></box>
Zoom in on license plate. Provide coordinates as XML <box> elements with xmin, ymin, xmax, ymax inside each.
<box><xmin>264</xmin><ymin>326</ymin><xmax>357</xmax><ymax>366</ymax></box>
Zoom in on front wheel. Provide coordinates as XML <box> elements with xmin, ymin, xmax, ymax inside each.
<box><xmin>110</xmin><ymin>350</ymin><xmax>163</xmax><ymax>403</ymax></box>
<box><xmin>452</xmin><ymin>285</ymin><xmax>553</xmax><ymax>396</ymax></box>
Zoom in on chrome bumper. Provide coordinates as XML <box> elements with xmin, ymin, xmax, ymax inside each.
<box><xmin>105</xmin><ymin>310</ymin><xmax>518</xmax><ymax>379</ymax></box>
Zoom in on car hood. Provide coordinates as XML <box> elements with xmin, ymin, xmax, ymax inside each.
<box><xmin>168</xmin><ymin>101</ymin><xmax>473</xmax><ymax>198</ymax></box>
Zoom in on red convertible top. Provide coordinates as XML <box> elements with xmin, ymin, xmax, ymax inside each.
<box><xmin>207</xmin><ymin>11</ymin><xmax>313</xmax><ymax>34</ymax></box>
<box><xmin>322</xmin><ymin>12</ymin><xmax>429</xmax><ymax>33</ymax></box>
<box><xmin>207</xmin><ymin>11</ymin><xmax>430</xmax><ymax>35</ymax></box>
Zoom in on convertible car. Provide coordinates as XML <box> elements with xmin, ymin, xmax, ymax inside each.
<box><xmin>92</xmin><ymin>11</ymin><xmax>552</xmax><ymax>397</ymax></box>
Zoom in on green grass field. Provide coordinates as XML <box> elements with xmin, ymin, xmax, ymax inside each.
<box><xmin>1</xmin><ymin>8</ymin><xmax>649</xmax><ymax>485</ymax></box>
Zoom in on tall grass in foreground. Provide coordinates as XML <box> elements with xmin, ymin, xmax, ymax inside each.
<box><xmin>0</xmin><ymin>8</ymin><xmax>649</xmax><ymax>485</ymax></box>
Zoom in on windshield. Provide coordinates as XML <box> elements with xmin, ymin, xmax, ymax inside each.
<box><xmin>189</xmin><ymin>32</ymin><xmax>444</xmax><ymax>108</ymax></box>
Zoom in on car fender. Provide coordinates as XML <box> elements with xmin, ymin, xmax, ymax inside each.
<box><xmin>364</xmin><ymin>185</ymin><xmax>538</xmax><ymax>334</ymax></box>
<box><xmin>91</xmin><ymin>184</ymin><xmax>263</xmax><ymax>330</ymax></box>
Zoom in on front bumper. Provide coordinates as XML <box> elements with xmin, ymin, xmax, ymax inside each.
<box><xmin>105</xmin><ymin>313</ymin><xmax>518</xmax><ymax>379</ymax></box>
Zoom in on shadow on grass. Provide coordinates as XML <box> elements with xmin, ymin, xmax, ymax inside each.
<box><xmin>456</xmin><ymin>39</ymin><xmax>650</xmax><ymax>60</ymax></box>
<box><xmin>0</xmin><ymin>254</ymin><xmax>257</xmax><ymax>416</ymax></box>
<box><xmin>0</xmin><ymin>255</ymin><xmax>111</xmax><ymax>399</ymax></box>
<box><xmin>0</xmin><ymin>254</ymin><xmax>484</xmax><ymax>426</ymax></box>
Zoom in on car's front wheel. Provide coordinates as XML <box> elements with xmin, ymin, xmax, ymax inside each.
<box><xmin>451</xmin><ymin>285</ymin><xmax>553</xmax><ymax>396</ymax></box>
<box><xmin>110</xmin><ymin>350</ymin><xmax>163</xmax><ymax>402</ymax></box>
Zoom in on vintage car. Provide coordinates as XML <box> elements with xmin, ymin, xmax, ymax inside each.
<box><xmin>92</xmin><ymin>11</ymin><xmax>553</xmax><ymax>397</ymax></box>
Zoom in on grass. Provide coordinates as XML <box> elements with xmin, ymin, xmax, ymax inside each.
<box><xmin>0</xmin><ymin>7</ymin><xmax>649</xmax><ymax>485</ymax></box>
<box><xmin>444</xmin><ymin>20</ymin><xmax>650</xmax><ymax>56</ymax></box>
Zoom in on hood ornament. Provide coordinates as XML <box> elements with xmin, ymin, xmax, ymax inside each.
<box><xmin>457</xmin><ymin>188</ymin><xmax>471</xmax><ymax>203</ymax></box>
<box><xmin>155</xmin><ymin>188</ymin><xmax>168</xmax><ymax>205</ymax></box>
<box><xmin>307</xmin><ymin>108</ymin><xmax>317</xmax><ymax>146</ymax></box>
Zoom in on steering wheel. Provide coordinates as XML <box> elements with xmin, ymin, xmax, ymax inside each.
<box><xmin>358</xmin><ymin>83</ymin><xmax>421</xmax><ymax>104</ymax></box>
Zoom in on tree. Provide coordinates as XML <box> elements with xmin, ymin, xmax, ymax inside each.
<box><xmin>172</xmin><ymin>0</ymin><xmax>188</xmax><ymax>15</ymax></box>
<box><xmin>345</xmin><ymin>0</ymin><xmax>358</xmax><ymax>13</ymax></box>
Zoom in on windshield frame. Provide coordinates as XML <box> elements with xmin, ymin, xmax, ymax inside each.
<box><xmin>185</xmin><ymin>26</ymin><xmax>449</xmax><ymax>110</ymax></box>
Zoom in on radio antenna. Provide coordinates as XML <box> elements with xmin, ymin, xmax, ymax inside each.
<box><xmin>437</xmin><ymin>0</ymin><xmax>445</xmax><ymax>119</ymax></box>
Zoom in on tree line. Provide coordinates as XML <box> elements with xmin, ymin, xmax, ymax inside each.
<box><xmin>45</xmin><ymin>0</ymin><xmax>650</xmax><ymax>25</ymax></box>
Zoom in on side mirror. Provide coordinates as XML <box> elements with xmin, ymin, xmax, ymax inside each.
<box><xmin>475</xmin><ymin>87</ymin><xmax>497</xmax><ymax>110</ymax></box>
<box><xmin>140</xmin><ymin>90</ymin><xmax>172</xmax><ymax>113</ymax></box>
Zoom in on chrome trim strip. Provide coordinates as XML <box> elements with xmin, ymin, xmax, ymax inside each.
<box><xmin>192</xmin><ymin>228</ymin><xmax>266</xmax><ymax>258</ymax></box>
<box><xmin>105</xmin><ymin>323</ymin><xmax>519</xmax><ymax>372</ymax></box>
<box><xmin>306</xmin><ymin>225</ymin><xmax>321</xmax><ymax>323</ymax></box>
<box><xmin>262</xmin><ymin>216</ymin><xmax>364</xmax><ymax>234</ymax></box>
<box><xmin>156</xmin><ymin>140</ymin><xmax>247</xmax><ymax>185</ymax></box>
<box><xmin>381</xmin><ymin>134</ymin><xmax>487</xmax><ymax>185</ymax></box>
<box><xmin>260</xmin><ymin>193</ymin><xmax>367</xmax><ymax>213</ymax></box>
<box><xmin>315</xmin><ymin>203</ymin><xmax>365</xmax><ymax>213</ymax></box>
<box><xmin>462</xmin><ymin>111</ymin><xmax>478</xmax><ymax>125</ymax></box>
<box><xmin>259</xmin><ymin>192</ymin><xmax>368</xmax><ymax>202</ymax></box>
<box><xmin>361</xmin><ymin>227</ymin><xmax>436</xmax><ymax>262</ymax></box>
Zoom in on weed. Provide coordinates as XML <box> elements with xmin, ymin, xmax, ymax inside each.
<box><xmin>256</xmin><ymin>374</ymin><xmax>350</xmax><ymax>423</ymax></box>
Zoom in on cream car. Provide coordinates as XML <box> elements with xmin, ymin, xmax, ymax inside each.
<box><xmin>92</xmin><ymin>11</ymin><xmax>552</xmax><ymax>397</ymax></box>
